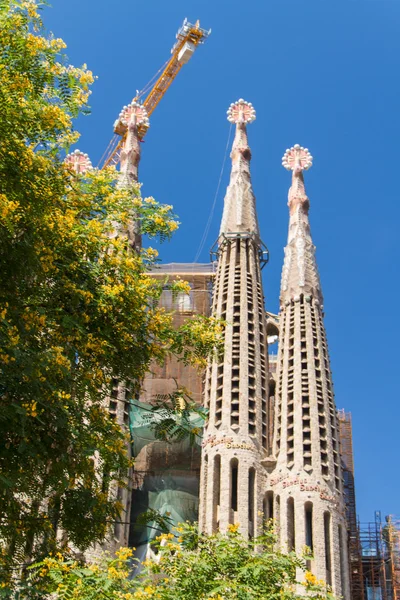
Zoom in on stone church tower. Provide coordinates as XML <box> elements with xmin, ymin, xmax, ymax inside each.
<box><xmin>199</xmin><ymin>99</ymin><xmax>271</xmax><ymax>539</ymax></box>
<box><xmin>198</xmin><ymin>107</ymin><xmax>351</xmax><ymax>598</ymax></box>
<box><xmin>267</xmin><ymin>144</ymin><xmax>350</xmax><ymax>597</ymax></box>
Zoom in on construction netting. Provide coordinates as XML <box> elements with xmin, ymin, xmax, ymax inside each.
<box><xmin>128</xmin><ymin>400</ymin><xmax>203</xmax><ymax>563</ymax></box>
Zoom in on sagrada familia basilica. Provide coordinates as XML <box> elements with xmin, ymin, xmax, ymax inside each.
<box><xmin>71</xmin><ymin>96</ymin><xmax>352</xmax><ymax>599</ymax></box>
<box><xmin>63</xmin><ymin>20</ymin><xmax>400</xmax><ymax>600</ymax></box>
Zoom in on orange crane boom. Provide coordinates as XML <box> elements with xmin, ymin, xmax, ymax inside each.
<box><xmin>101</xmin><ymin>19</ymin><xmax>210</xmax><ymax>169</ymax></box>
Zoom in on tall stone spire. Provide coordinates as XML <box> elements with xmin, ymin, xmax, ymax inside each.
<box><xmin>269</xmin><ymin>146</ymin><xmax>350</xmax><ymax>598</ymax></box>
<box><xmin>199</xmin><ymin>100</ymin><xmax>270</xmax><ymax>539</ymax></box>
<box><xmin>219</xmin><ymin>100</ymin><xmax>259</xmax><ymax>237</ymax></box>
<box><xmin>117</xmin><ymin>101</ymin><xmax>149</xmax><ymax>252</ymax></box>
<box><xmin>280</xmin><ymin>145</ymin><xmax>322</xmax><ymax>305</ymax></box>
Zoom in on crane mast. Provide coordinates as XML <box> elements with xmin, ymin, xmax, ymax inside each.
<box><xmin>101</xmin><ymin>19</ymin><xmax>210</xmax><ymax>169</ymax></box>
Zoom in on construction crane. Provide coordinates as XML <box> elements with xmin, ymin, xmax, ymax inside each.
<box><xmin>100</xmin><ymin>19</ymin><xmax>211</xmax><ymax>169</ymax></box>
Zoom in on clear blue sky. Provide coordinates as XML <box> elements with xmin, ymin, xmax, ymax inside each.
<box><xmin>43</xmin><ymin>0</ymin><xmax>400</xmax><ymax>523</ymax></box>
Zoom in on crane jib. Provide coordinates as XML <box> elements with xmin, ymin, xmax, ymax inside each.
<box><xmin>102</xmin><ymin>19</ymin><xmax>210</xmax><ymax>169</ymax></box>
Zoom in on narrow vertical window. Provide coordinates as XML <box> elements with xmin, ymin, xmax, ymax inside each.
<box><xmin>212</xmin><ymin>455</ymin><xmax>221</xmax><ymax>532</ymax></box>
<box><xmin>305</xmin><ymin>502</ymin><xmax>313</xmax><ymax>553</ymax></box>
<box><xmin>230</xmin><ymin>458</ymin><xmax>238</xmax><ymax>514</ymax></box>
<box><xmin>287</xmin><ymin>497</ymin><xmax>295</xmax><ymax>552</ymax></box>
<box><xmin>266</xmin><ymin>491</ymin><xmax>274</xmax><ymax>522</ymax></box>
<box><xmin>248</xmin><ymin>468</ymin><xmax>255</xmax><ymax>537</ymax></box>
<box><xmin>324</xmin><ymin>512</ymin><xmax>332</xmax><ymax>585</ymax></box>
<box><xmin>275</xmin><ymin>495</ymin><xmax>281</xmax><ymax>545</ymax></box>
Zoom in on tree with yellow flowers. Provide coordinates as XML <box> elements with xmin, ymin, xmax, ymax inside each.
<box><xmin>0</xmin><ymin>0</ymin><xmax>222</xmax><ymax>581</ymax></box>
<box><xmin>20</xmin><ymin>524</ymin><xmax>337</xmax><ymax>600</ymax></box>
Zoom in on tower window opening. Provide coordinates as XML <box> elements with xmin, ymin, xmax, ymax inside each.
<box><xmin>287</xmin><ymin>497</ymin><xmax>295</xmax><ymax>552</ymax></box>
<box><xmin>248</xmin><ymin>468</ymin><xmax>256</xmax><ymax>537</ymax></box>
<box><xmin>213</xmin><ymin>455</ymin><xmax>221</xmax><ymax>532</ymax></box>
<box><xmin>275</xmin><ymin>495</ymin><xmax>281</xmax><ymax>544</ymax></box>
<box><xmin>305</xmin><ymin>502</ymin><xmax>313</xmax><ymax>552</ymax></box>
<box><xmin>230</xmin><ymin>459</ymin><xmax>238</xmax><ymax>514</ymax></box>
<box><xmin>265</xmin><ymin>491</ymin><xmax>274</xmax><ymax>522</ymax></box>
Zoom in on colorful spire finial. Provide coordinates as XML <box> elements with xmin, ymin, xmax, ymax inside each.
<box><xmin>219</xmin><ymin>99</ymin><xmax>260</xmax><ymax>237</ymax></box>
<box><xmin>64</xmin><ymin>149</ymin><xmax>92</xmax><ymax>174</ymax></box>
<box><xmin>282</xmin><ymin>144</ymin><xmax>313</xmax><ymax>173</ymax></box>
<box><xmin>227</xmin><ymin>99</ymin><xmax>256</xmax><ymax>124</ymax></box>
<box><xmin>118</xmin><ymin>101</ymin><xmax>150</xmax><ymax>129</ymax></box>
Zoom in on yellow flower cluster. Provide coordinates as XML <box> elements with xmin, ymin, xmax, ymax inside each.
<box><xmin>22</xmin><ymin>400</ymin><xmax>38</xmax><ymax>418</ymax></box>
<box><xmin>50</xmin><ymin>346</ymin><xmax>70</xmax><ymax>370</ymax></box>
<box><xmin>0</xmin><ymin>194</ymin><xmax>20</xmax><ymax>222</ymax></box>
<box><xmin>116</xmin><ymin>547</ymin><xmax>133</xmax><ymax>562</ymax></box>
<box><xmin>132</xmin><ymin>585</ymin><xmax>157</xmax><ymax>599</ymax></box>
<box><xmin>0</xmin><ymin>304</ymin><xmax>8</xmax><ymax>320</ymax></box>
<box><xmin>227</xmin><ymin>523</ymin><xmax>240</xmax><ymax>533</ymax></box>
<box><xmin>304</xmin><ymin>570</ymin><xmax>326</xmax><ymax>587</ymax></box>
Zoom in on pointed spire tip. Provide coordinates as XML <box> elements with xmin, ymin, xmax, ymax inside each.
<box><xmin>282</xmin><ymin>145</ymin><xmax>313</xmax><ymax>172</ymax></box>
<box><xmin>227</xmin><ymin>99</ymin><xmax>256</xmax><ymax>124</ymax></box>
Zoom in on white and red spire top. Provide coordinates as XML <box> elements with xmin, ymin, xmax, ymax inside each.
<box><xmin>64</xmin><ymin>149</ymin><xmax>92</xmax><ymax>174</ymax></box>
<box><xmin>282</xmin><ymin>144</ymin><xmax>313</xmax><ymax>215</ymax></box>
<box><xmin>280</xmin><ymin>144</ymin><xmax>322</xmax><ymax>304</ymax></box>
<box><xmin>219</xmin><ymin>99</ymin><xmax>260</xmax><ymax>238</ymax></box>
<box><xmin>118</xmin><ymin>101</ymin><xmax>149</xmax><ymax>186</ymax></box>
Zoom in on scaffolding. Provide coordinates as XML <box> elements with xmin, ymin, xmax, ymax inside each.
<box><xmin>385</xmin><ymin>516</ymin><xmax>400</xmax><ymax>600</ymax></box>
<box><xmin>338</xmin><ymin>410</ymin><xmax>365</xmax><ymax>600</ymax></box>
<box><xmin>351</xmin><ymin>513</ymin><xmax>400</xmax><ymax>600</ymax></box>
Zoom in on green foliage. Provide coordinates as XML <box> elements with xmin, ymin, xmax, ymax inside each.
<box><xmin>14</xmin><ymin>525</ymin><xmax>337</xmax><ymax>600</ymax></box>
<box><xmin>140</xmin><ymin>523</ymin><xmax>336</xmax><ymax>600</ymax></box>
<box><xmin>0</xmin><ymin>0</ymin><xmax>223</xmax><ymax>580</ymax></box>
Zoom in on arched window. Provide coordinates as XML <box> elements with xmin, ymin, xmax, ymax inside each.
<box><xmin>305</xmin><ymin>502</ymin><xmax>313</xmax><ymax>553</ymax></box>
<box><xmin>287</xmin><ymin>497</ymin><xmax>295</xmax><ymax>552</ymax></box>
<box><xmin>275</xmin><ymin>495</ymin><xmax>281</xmax><ymax>545</ymax></box>
<box><xmin>248</xmin><ymin>468</ymin><xmax>256</xmax><ymax>537</ymax></box>
<box><xmin>230</xmin><ymin>458</ymin><xmax>238</xmax><ymax>515</ymax></box>
<box><xmin>324</xmin><ymin>512</ymin><xmax>332</xmax><ymax>585</ymax></box>
<box><xmin>265</xmin><ymin>491</ymin><xmax>274</xmax><ymax>522</ymax></box>
<box><xmin>212</xmin><ymin>455</ymin><xmax>221</xmax><ymax>532</ymax></box>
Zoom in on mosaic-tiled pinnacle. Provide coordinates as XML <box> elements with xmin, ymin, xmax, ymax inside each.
<box><xmin>219</xmin><ymin>100</ymin><xmax>260</xmax><ymax>238</ymax></box>
<box><xmin>280</xmin><ymin>145</ymin><xmax>322</xmax><ymax>305</ymax></box>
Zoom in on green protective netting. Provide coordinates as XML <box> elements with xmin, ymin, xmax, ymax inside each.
<box><xmin>128</xmin><ymin>401</ymin><xmax>203</xmax><ymax>563</ymax></box>
<box><xmin>128</xmin><ymin>400</ymin><xmax>204</xmax><ymax>457</ymax></box>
